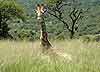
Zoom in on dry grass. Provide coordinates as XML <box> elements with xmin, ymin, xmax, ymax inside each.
<box><xmin>0</xmin><ymin>39</ymin><xmax>100</xmax><ymax>72</ymax></box>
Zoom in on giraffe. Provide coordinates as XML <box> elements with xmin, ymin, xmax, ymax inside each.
<box><xmin>36</xmin><ymin>4</ymin><xmax>52</xmax><ymax>50</ymax></box>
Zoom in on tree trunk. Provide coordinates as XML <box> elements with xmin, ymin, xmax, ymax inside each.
<box><xmin>70</xmin><ymin>30</ymin><xmax>75</xmax><ymax>39</ymax></box>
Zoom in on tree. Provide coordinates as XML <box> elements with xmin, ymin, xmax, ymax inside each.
<box><xmin>45</xmin><ymin>0</ymin><xmax>84</xmax><ymax>39</ymax></box>
<box><xmin>0</xmin><ymin>0</ymin><xmax>25</xmax><ymax>39</ymax></box>
<box><xmin>44</xmin><ymin>0</ymin><xmax>62</xmax><ymax>5</ymax></box>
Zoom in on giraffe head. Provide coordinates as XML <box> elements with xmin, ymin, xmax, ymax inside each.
<box><xmin>36</xmin><ymin>4</ymin><xmax>46</xmax><ymax>19</ymax></box>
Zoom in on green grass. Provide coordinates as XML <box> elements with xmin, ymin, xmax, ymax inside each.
<box><xmin>0</xmin><ymin>40</ymin><xmax>100</xmax><ymax>72</ymax></box>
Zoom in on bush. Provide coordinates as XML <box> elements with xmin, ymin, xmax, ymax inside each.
<box><xmin>94</xmin><ymin>34</ymin><xmax>100</xmax><ymax>42</ymax></box>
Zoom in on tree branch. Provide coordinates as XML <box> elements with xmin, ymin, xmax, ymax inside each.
<box><xmin>47</xmin><ymin>11</ymin><xmax>71</xmax><ymax>32</ymax></box>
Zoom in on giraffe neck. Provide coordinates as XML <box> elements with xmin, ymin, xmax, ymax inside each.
<box><xmin>38</xmin><ymin>16</ymin><xmax>47</xmax><ymax>40</ymax></box>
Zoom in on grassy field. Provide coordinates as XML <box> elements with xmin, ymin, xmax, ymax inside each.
<box><xmin>0</xmin><ymin>40</ymin><xmax>100</xmax><ymax>72</ymax></box>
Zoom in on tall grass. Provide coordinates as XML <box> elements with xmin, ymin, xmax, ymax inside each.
<box><xmin>0</xmin><ymin>40</ymin><xmax>100</xmax><ymax>72</ymax></box>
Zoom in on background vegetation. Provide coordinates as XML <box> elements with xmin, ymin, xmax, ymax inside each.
<box><xmin>0</xmin><ymin>0</ymin><xmax>100</xmax><ymax>40</ymax></box>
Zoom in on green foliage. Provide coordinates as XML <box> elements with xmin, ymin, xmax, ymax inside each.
<box><xmin>0</xmin><ymin>0</ymin><xmax>25</xmax><ymax>39</ymax></box>
<box><xmin>0</xmin><ymin>0</ymin><xmax>100</xmax><ymax>40</ymax></box>
<box><xmin>80</xmin><ymin>35</ymin><xmax>93</xmax><ymax>43</ymax></box>
<box><xmin>80</xmin><ymin>34</ymin><xmax>100</xmax><ymax>43</ymax></box>
<box><xmin>93</xmin><ymin>34</ymin><xmax>100</xmax><ymax>42</ymax></box>
<box><xmin>0</xmin><ymin>0</ymin><xmax>25</xmax><ymax>20</ymax></box>
<box><xmin>44</xmin><ymin>0</ymin><xmax>63</xmax><ymax>5</ymax></box>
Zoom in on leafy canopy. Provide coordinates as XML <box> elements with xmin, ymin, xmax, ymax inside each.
<box><xmin>0</xmin><ymin>0</ymin><xmax>25</xmax><ymax>21</ymax></box>
<box><xmin>43</xmin><ymin>0</ymin><xmax>63</xmax><ymax>5</ymax></box>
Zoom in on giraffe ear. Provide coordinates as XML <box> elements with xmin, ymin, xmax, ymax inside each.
<box><xmin>36</xmin><ymin>4</ymin><xmax>41</xmax><ymax>13</ymax></box>
<box><xmin>40</xmin><ymin>4</ymin><xmax>46</xmax><ymax>13</ymax></box>
<box><xmin>40</xmin><ymin>4</ymin><xmax>44</xmax><ymax>10</ymax></box>
<box><xmin>37</xmin><ymin>4</ymin><xmax>40</xmax><ymax>7</ymax></box>
<box><xmin>36</xmin><ymin>4</ymin><xmax>40</xmax><ymax>10</ymax></box>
